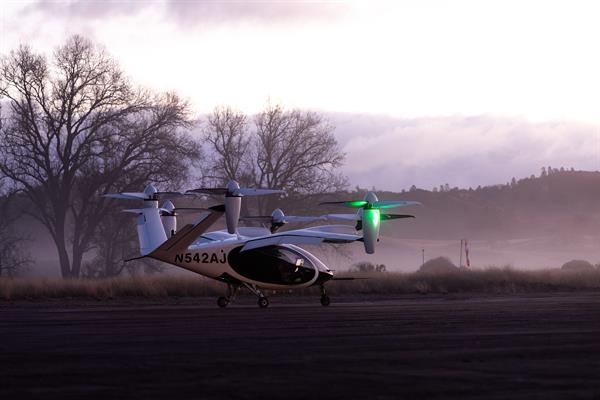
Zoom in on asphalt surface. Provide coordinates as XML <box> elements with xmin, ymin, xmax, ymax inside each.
<box><xmin>2</xmin><ymin>293</ymin><xmax>600</xmax><ymax>399</ymax></box>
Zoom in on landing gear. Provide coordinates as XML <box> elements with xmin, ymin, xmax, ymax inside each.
<box><xmin>217</xmin><ymin>283</ymin><xmax>240</xmax><ymax>308</ymax></box>
<box><xmin>243</xmin><ymin>282</ymin><xmax>269</xmax><ymax>308</ymax></box>
<box><xmin>258</xmin><ymin>297</ymin><xmax>269</xmax><ymax>308</ymax></box>
<box><xmin>217</xmin><ymin>282</ymin><xmax>270</xmax><ymax>308</ymax></box>
<box><xmin>320</xmin><ymin>285</ymin><xmax>331</xmax><ymax>307</ymax></box>
<box><xmin>217</xmin><ymin>296</ymin><xmax>229</xmax><ymax>308</ymax></box>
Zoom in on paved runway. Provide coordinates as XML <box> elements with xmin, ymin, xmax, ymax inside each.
<box><xmin>2</xmin><ymin>294</ymin><xmax>600</xmax><ymax>399</ymax></box>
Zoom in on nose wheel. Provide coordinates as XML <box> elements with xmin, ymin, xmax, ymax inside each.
<box><xmin>243</xmin><ymin>282</ymin><xmax>270</xmax><ymax>308</ymax></box>
<box><xmin>258</xmin><ymin>297</ymin><xmax>269</xmax><ymax>308</ymax></box>
<box><xmin>217</xmin><ymin>283</ymin><xmax>240</xmax><ymax>308</ymax></box>
<box><xmin>217</xmin><ymin>296</ymin><xmax>229</xmax><ymax>308</ymax></box>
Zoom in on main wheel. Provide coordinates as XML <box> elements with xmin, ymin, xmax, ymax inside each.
<box><xmin>258</xmin><ymin>297</ymin><xmax>269</xmax><ymax>308</ymax></box>
<box><xmin>320</xmin><ymin>295</ymin><xmax>331</xmax><ymax>307</ymax></box>
<box><xmin>217</xmin><ymin>296</ymin><xmax>229</xmax><ymax>308</ymax></box>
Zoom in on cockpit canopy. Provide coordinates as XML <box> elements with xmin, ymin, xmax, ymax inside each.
<box><xmin>228</xmin><ymin>245</ymin><xmax>317</xmax><ymax>285</ymax></box>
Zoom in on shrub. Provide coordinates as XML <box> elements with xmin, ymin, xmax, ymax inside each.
<box><xmin>418</xmin><ymin>257</ymin><xmax>458</xmax><ymax>273</ymax></box>
<box><xmin>561</xmin><ymin>259</ymin><xmax>594</xmax><ymax>271</ymax></box>
<box><xmin>350</xmin><ymin>262</ymin><xmax>387</xmax><ymax>273</ymax></box>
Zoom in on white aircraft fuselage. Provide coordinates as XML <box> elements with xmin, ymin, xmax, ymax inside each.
<box><xmin>152</xmin><ymin>234</ymin><xmax>334</xmax><ymax>290</ymax></box>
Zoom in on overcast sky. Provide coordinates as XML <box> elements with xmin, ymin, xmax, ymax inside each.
<box><xmin>2</xmin><ymin>0</ymin><xmax>600</xmax><ymax>191</ymax></box>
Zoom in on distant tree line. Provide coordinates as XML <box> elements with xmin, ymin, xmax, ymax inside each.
<box><xmin>0</xmin><ymin>36</ymin><xmax>346</xmax><ymax>278</ymax></box>
<box><xmin>418</xmin><ymin>166</ymin><xmax>578</xmax><ymax>194</ymax></box>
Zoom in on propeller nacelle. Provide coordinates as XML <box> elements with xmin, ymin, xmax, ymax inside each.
<box><xmin>321</xmin><ymin>191</ymin><xmax>419</xmax><ymax>254</ymax></box>
<box><xmin>144</xmin><ymin>184</ymin><xmax>158</xmax><ymax>198</ymax></box>
<box><xmin>186</xmin><ymin>179</ymin><xmax>285</xmax><ymax>234</ymax></box>
<box><xmin>159</xmin><ymin>200</ymin><xmax>176</xmax><ymax>238</ymax></box>
<box><xmin>240</xmin><ymin>208</ymin><xmax>325</xmax><ymax>233</ymax></box>
<box><xmin>103</xmin><ymin>184</ymin><xmax>184</xmax><ymax>206</ymax></box>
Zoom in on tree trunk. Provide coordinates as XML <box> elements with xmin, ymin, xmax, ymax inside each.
<box><xmin>55</xmin><ymin>235</ymin><xmax>73</xmax><ymax>278</ymax></box>
<box><xmin>71</xmin><ymin>245</ymin><xmax>84</xmax><ymax>279</ymax></box>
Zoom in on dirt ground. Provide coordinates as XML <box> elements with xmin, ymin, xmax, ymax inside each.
<box><xmin>2</xmin><ymin>293</ymin><xmax>600</xmax><ymax>399</ymax></box>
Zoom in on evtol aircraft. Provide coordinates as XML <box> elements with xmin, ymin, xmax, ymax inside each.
<box><xmin>105</xmin><ymin>181</ymin><xmax>419</xmax><ymax>308</ymax></box>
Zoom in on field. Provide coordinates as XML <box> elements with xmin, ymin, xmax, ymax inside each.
<box><xmin>2</xmin><ymin>293</ymin><xmax>600</xmax><ymax>399</ymax></box>
<box><xmin>3</xmin><ymin>269</ymin><xmax>600</xmax><ymax>398</ymax></box>
<box><xmin>2</xmin><ymin>267</ymin><xmax>600</xmax><ymax>301</ymax></box>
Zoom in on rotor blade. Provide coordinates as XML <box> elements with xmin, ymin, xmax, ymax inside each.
<box><xmin>173</xmin><ymin>207</ymin><xmax>210</xmax><ymax>213</ymax></box>
<box><xmin>319</xmin><ymin>200</ymin><xmax>368</xmax><ymax>208</ymax></box>
<box><xmin>156</xmin><ymin>191</ymin><xmax>186</xmax><ymax>197</ymax></box>
<box><xmin>236</xmin><ymin>188</ymin><xmax>285</xmax><ymax>196</ymax></box>
<box><xmin>186</xmin><ymin>188</ymin><xmax>228</xmax><ymax>195</ymax></box>
<box><xmin>103</xmin><ymin>193</ymin><xmax>147</xmax><ymax>200</ymax></box>
<box><xmin>381</xmin><ymin>214</ymin><xmax>415</xmax><ymax>220</ymax></box>
<box><xmin>373</xmin><ymin>200</ymin><xmax>421</xmax><ymax>209</ymax></box>
<box><xmin>122</xmin><ymin>208</ymin><xmax>145</xmax><ymax>214</ymax></box>
<box><xmin>324</xmin><ymin>213</ymin><xmax>359</xmax><ymax>221</ymax></box>
<box><xmin>284</xmin><ymin>216</ymin><xmax>325</xmax><ymax>223</ymax></box>
<box><xmin>122</xmin><ymin>192</ymin><xmax>153</xmax><ymax>199</ymax></box>
<box><xmin>239</xmin><ymin>216</ymin><xmax>273</xmax><ymax>223</ymax></box>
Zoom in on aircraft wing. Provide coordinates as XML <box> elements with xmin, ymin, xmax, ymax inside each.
<box><xmin>324</xmin><ymin>213</ymin><xmax>359</xmax><ymax>222</ymax></box>
<box><xmin>302</xmin><ymin>224</ymin><xmax>358</xmax><ymax>234</ymax></box>
<box><xmin>237</xmin><ymin>226</ymin><xmax>272</xmax><ymax>238</ymax></box>
<box><xmin>240</xmin><ymin>228</ymin><xmax>361</xmax><ymax>252</ymax></box>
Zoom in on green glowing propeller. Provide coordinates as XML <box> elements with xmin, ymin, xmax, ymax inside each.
<box><xmin>319</xmin><ymin>200</ymin><xmax>419</xmax><ymax>209</ymax></box>
<box><xmin>320</xmin><ymin>191</ymin><xmax>420</xmax><ymax>254</ymax></box>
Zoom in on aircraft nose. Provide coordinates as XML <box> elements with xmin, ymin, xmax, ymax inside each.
<box><xmin>316</xmin><ymin>269</ymin><xmax>334</xmax><ymax>285</ymax></box>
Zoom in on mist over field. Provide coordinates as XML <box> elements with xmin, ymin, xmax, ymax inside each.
<box><xmin>9</xmin><ymin>107</ymin><xmax>600</xmax><ymax>277</ymax></box>
<box><xmin>22</xmin><ymin>167</ymin><xmax>600</xmax><ymax>277</ymax></box>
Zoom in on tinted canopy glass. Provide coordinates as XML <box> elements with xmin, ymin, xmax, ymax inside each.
<box><xmin>228</xmin><ymin>246</ymin><xmax>316</xmax><ymax>285</ymax></box>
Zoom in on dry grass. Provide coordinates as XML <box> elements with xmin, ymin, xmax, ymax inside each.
<box><xmin>324</xmin><ymin>267</ymin><xmax>600</xmax><ymax>295</ymax></box>
<box><xmin>0</xmin><ymin>275</ymin><xmax>223</xmax><ymax>301</ymax></box>
<box><xmin>2</xmin><ymin>267</ymin><xmax>600</xmax><ymax>301</ymax></box>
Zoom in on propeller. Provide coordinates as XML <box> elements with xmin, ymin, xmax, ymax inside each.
<box><xmin>103</xmin><ymin>184</ymin><xmax>184</xmax><ymax>201</ymax></box>
<box><xmin>320</xmin><ymin>200</ymin><xmax>420</xmax><ymax>209</ymax></box>
<box><xmin>326</xmin><ymin>213</ymin><xmax>415</xmax><ymax>231</ymax></box>
<box><xmin>186</xmin><ymin>180</ymin><xmax>286</xmax><ymax>234</ymax></box>
<box><xmin>325</xmin><ymin>213</ymin><xmax>415</xmax><ymax>222</ymax></box>
<box><xmin>157</xmin><ymin>201</ymin><xmax>208</xmax><ymax>217</ymax></box>
<box><xmin>186</xmin><ymin>180</ymin><xmax>285</xmax><ymax>198</ymax></box>
<box><xmin>240</xmin><ymin>208</ymin><xmax>325</xmax><ymax>233</ymax></box>
<box><xmin>106</xmin><ymin>183</ymin><xmax>207</xmax><ymax>239</ymax></box>
<box><xmin>320</xmin><ymin>191</ymin><xmax>420</xmax><ymax>254</ymax></box>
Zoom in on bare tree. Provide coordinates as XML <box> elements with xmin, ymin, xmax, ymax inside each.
<box><xmin>0</xmin><ymin>36</ymin><xmax>200</xmax><ymax>278</ymax></box>
<box><xmin>0</xmin><ymin>187</ymin><xmax>31</xmax><ymax>277</ymax></box>
<box><xmin>253</xmin><ymin>104</ymin><xmax>346</xmax><ymax>213</ymax></box>
<box><xmin>203</xmin><ymin>106</ymin><xmax>252</xmax><ymax>186</ymax></box>
<box><xmin>83</xmin><ymin>150</ymin><xmax>196</xmax><ymax>278</ymax></box>
<box><xmin>202</xmin><ymin>104</ymin><xmax>346</xmax><ymax>214</ymax></box>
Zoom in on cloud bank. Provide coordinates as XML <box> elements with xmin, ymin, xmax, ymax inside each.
<box><xmin>331</xmin><ymin>114</ymin><xmax>600</xmax><ymax>191</ymax></box>
<box><xmin>20</xmin><ymin>0</ymin><xmax>350</xmax><ymax>26</ymax></box>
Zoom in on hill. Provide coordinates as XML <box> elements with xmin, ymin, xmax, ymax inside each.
<box><xmin>315</xmin><ymin>170</ymin><xmax>600</xmax><ymax>270</ymax></box>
